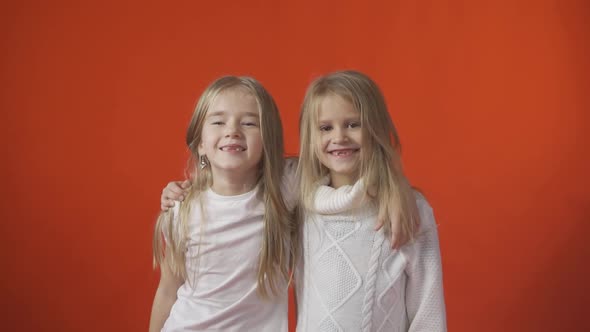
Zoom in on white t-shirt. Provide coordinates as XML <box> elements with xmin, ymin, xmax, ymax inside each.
<box><xmin>162</xmin><ymin>159</ymin><xmax>298</xmax><ymax>332</ymax></box>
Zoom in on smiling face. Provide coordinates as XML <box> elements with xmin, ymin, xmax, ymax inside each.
<box><xmin>315</xmin><ymin>94</ymin><xmax>363</xmax><ymax>188</ymax></box>
<box><xmin>198</xmin><ymin>87</ymin><xmax>263</xmax><ymax>182</ymax></box>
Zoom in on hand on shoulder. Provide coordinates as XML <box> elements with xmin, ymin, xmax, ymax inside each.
<box><xmin>161</xmin><ymin>180</ymin><xmax>191</xmax><ymax>211</ymax></box>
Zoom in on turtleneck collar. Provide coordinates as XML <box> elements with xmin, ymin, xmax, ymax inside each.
<box><xmin>313</xmin><ymin>177</ymin><xmax>371</xmax><ymax>214</ymax></box>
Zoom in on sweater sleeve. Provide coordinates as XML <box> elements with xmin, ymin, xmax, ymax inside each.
<box><xmin>404</xmin><ymin>196</ymin><xmax>447</xmax><ymax>332</ymax></box>
<box><xmin>281</xmin><ymin>157</ymin><xmax>299</xmax><ymax>212</ymax></box>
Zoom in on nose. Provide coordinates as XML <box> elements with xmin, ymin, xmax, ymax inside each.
<box><xmin>224</xmin><ymin>121</ymin><xmax>241</xmax><ymax>138</ymax></box>
<box><xmin>331</xmin><ymin>127</ymin><xmax>348</xmax><ymax>144</ymax></box>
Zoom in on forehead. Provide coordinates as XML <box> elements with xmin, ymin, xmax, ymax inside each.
<box><xmin>317</xmin><ymin>94</ymin><xmax>359</xmax><ymax>120</ymax></box>
<box><xmin>209</xmin><ymin>87</ymin><xmax>259</xmax><ymax>116</ymax></box>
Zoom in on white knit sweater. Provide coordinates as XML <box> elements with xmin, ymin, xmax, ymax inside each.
<box><xmin>295</xmin><ymin>180</ymin><xmax>447</xmax><ymax>332</ymax></box>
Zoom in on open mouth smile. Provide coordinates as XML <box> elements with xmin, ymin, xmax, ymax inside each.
<box><xmin>328</xmin><ymin>148</ymin><xmax>359</xmax><ymax>157</ymax></box>
<box><xmin>220</xmin><ymin>144</ymin><xmax>246</xmax><ymax>152</ymax></box>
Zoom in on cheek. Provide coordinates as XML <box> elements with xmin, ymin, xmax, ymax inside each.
<box><xmin>251</xmin><ymin>135</ymin><xmax>264</xmax><ymax>156</ymax></box>
<box><xmin>199</xmin><ymin>137</ymin><xmax>209</xmax><ymax>149</ymax></box>
<box><xmin>199</xmin><ymin>129</ymin><xmax>209</xmax><ymax>146</ymax></box>
<box><xmin>313</xmin><ymin>137</ymin><xmax>321</xmax><ymax>152</ymax></box>
<box><xmin>197</xmin><ymin>140</ymin><xmax>206</xmax><ymax>156</ymax></box>
<box><xmin>355</xmin><ymin>132</ymin><xmax>364</xmax><ymax>145</ymax></box>
<box><xmin>320</xmin><ymin>135</ymin><xmax>331</xmax><ymax>151</ymax></box>
<box><xmin>253</xmin><ymin>133</ymin><xmax>263</xmax><ymax>149</ymax></box>
<box><xmin>314</xmin><ymin>140</ymin><xmax>324</xmax><ymax>160</ymax></box>
<box><xmin>200</xmin><ymin>135</ymin><xmax>216</xmax><ymax>153</ymax></box>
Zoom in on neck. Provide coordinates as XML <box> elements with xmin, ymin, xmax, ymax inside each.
<box><xmin>210</xmin><ymin>169</ymin><xmax>259</xmax><ymax>196</ymax></box>
<box><xmin>329</xmin><ymin>173</ymin><xmax>359</xmax><ymax>189</ymax></box>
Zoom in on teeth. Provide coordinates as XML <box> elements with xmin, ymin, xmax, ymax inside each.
<box><xmin>221</xmin><ymin>146</ymin><xmax>245</xmax><ymax>151</ymax></box>
<box><xmin>331</xmin><ymin>150</ymin><xmax>354</xmax><ymax>156</ymax></box>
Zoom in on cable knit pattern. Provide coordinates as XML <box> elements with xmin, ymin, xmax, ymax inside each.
<box><xmin>360</xmin><ymin>229</ymin><xmax>384</xmax><ymax>332</ymax></box>
<box><xmin>295</xmin><ymin>180</ymin><xmax>447</xmax><ymax>332</ymax></box>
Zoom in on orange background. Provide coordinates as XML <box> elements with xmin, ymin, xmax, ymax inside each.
<box><xmin>1</xmin><ymin>0</ymin><xmax>588</xmax><ymax>331</ymax></box>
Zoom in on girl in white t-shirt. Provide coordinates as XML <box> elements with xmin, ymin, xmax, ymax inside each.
<box><xmin>149</xmin><ymin>76</ymin><xmax>296</xmax><ymax>332</ymax></box>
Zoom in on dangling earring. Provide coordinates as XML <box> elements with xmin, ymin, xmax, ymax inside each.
<box><xmin>199</xmin><ymin>155</ymin><xmax>208</xmax><ymax>169</ymax></box>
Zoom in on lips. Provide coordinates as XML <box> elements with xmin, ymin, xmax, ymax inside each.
<box><xmin>220</xmin><ymin>144</ymin><xmax>246</xmax><ymax>152</ymax></box>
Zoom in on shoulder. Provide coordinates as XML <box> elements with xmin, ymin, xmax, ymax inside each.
<box><xmin>172</xmin><ymin>200</ymin><xmax>181</xmax><ymax>218</ymax></box>
<box><xmin>169</xmin><ymin>194</ymin><xmax>202</xmax><ymax>225</ymax></box>
<box><xmin>284</xmin><ymin>157</ymin><xmax>299</xmax><ymax>174</ymax></box>
<box><xmin>164</xmin><ymin>200</ymin><xmax>183</xmax><ymax>231</ymax></box>
<box><xmin>398</xmin><ymin>191</ymin><xmax>442</xmax><ymax>262</ymax></box>
<box><xmin>413</xmin><ymin>190</ymin><xmax>437</xmax><ymax>232</ymax></box>
<box><xmin>281</xmin><ymin>157</ymin><xmax>300</xmax><ymax>210</ymax></box>
<box><xmin>282</xmin><ymin>157</ymin><xmax>299</xmax><ymax>184</ymax></box>
<box><xmin>159</xmin><ymin>200</ymin><xmax>183</xmax><ymax>243</ymax></box>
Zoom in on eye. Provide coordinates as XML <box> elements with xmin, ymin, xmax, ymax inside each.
<box><xmin>347</xmin><ymin>122</ymin><xmax>361</xmax><ymax>129</ymax></box>
<box><xmin>211</xmin><ymin>121</ymin><xmax>224</xmax><ymax>125</ymax></box>
<box><xmin>242</xmin><ymin>122</ymin><xmax>258</xmax><ymax>127</ymax></box>
<box><xmin>319</xmin><ymin>125</ymin><xmax>332</xmax><ymax>131</ymax></box>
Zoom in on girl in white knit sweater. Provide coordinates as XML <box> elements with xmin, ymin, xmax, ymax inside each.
<box><xmin>294</xmin><ymin>70</ymin><xmax>446</xmax><ymax>331</ymax></box>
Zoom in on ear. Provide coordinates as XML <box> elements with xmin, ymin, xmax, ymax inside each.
<box><xmin>197</xmin><ymin>140</ymin><xmax>205</xmax><ymax>156</ymax></box>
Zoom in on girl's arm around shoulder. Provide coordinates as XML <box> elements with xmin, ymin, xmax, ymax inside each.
<box><xmin>148</xmin><ymin>248</ymin><xmax>184</xmax><ymax>332</ymax></box>
<box><xmin>161</xmin><ymin>180</ymin><xmax>191</xmax><ymax>212</ymax></box>
<box><xmin>403</xmin><ymin>194</ymin><xmax>447</xmax><ymax>332</ymax></box>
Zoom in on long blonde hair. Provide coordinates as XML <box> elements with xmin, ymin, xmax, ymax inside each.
<box><xmin>298</xmin><ymin>70</ymin><xmax>420</xmax><ymax>242</ymax></box>
<box><xmin>153</xmin><ymin>76</ymin><xmax>293</xmax><ymax>298</ymax></box>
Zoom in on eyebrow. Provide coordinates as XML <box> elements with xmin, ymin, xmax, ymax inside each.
<box><xmin>317</xmin><ymin>116</ymin><xmax>361</xmax><ymax>123</ymax></box>
<box><xmin>206</xmin><ymin>110</ymin><xmax>259</xmax><ymax>118</ymax></box>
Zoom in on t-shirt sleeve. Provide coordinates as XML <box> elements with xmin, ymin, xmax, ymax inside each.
<box><xmin>403</xmin><ymin>194</ymin><xmax>447</xmax><ymax>331</ymax></box>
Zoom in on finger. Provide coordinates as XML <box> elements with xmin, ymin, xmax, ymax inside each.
<box><xmin>162</xmin><ymin>198</ymin><xmax>175</xmax><ymax>207</ymax></box>
<box><xmin>165</xmin><ymin>182</ymin><xmax>186</xmax><ymax>195</ymax></box>
<box><xmin>180</xmin><ymin>180</ymin><xmax>191</xmax><ymax>189</ymax></box>
<box><xmin>160</xmin><ymin>202</ymin><xmax>170</xmax><ymax>211</ymax></box>
<box><xmin>160</xmin><ymin>199</ymin><xmax>175</xmax><ymax>211</ymax></box>
<box><xmin>374</xmin><ymin>219</ymin><xmax>384</xmax><ymax>231</ymax></box>
<box><xmin>164</xmin><ymin>185</ymin><xmax>188</xmax><ymax>201</ymax></box>
<box><xmin>161</xmin><ymin>192</ymin><xmax>179</xmax><ymax>203</ymax></box>
<box><xmin>162</xmin><ymin>189</ymin><xmax>182</xmax><ymax>200</ymax></box>
<box><xmin>390</xmin><ymin>218</ymin><xmax>402</xmax><ymax>249</ymax></box>
<box><xmin>390</xmin><ymin>232</ymin><xmax>399</xmax><ymax>249</ymax></box>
